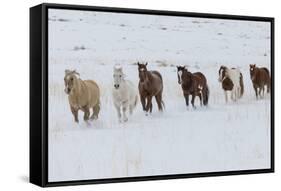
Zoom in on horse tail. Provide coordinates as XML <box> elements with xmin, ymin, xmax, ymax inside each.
<box><xmin>203</xmin><ymin>85</ymin><xmax>209</xmax><ymax>106</ymax></box>
<box><xmin>267</xmin><ymin>76</ymin><xmax>271</xmax><ymax>93</ymax></box>
<box><xmin>152</xmin><ymin>71</ymin><xmax>163</xmax><ymax>81</ymax></box>
<box><xmin>239</xmin><ymin>72</ymin><xmax>244</xmax><ymax>98</ymax></box>
<box><xmin>263</xmin><ymin>67</ymin><xmax>270</xmax><ymax>76</ymax></box>
<box><xmin>262</xmin><ymin>68</ymin><xmax>271</xmax><ymax>93</ymax></box>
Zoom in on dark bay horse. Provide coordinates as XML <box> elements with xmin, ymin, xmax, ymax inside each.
<box><xmin>249</xmin><ymin>64</ymin><xmax>271</xmax><ymax>99</ymax></box>
<box><xmin>138</xmin><ymin>62</ymin><xmax>164</xmax><ymax>114</ymax></box>
<box><xmin>177</xmin><ymin>66</ymin><xmax>209</xmax><ymax>108</ymax></box>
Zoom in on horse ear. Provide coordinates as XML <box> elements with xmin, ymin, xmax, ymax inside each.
<box><xmin>253</xmin><ymin>64</ymin><xmax>256</xmax><ymax>67</ymax></box>
<box><xmin>73</xmin><ymin>70</ymin><xmax>80</xmax><ymax>76</ymax></box>
<box><xmin>145</xmin><ymin>62</ymin><xmax>148</xmax><ymax>66</ymax></box>
<box><xmin>65</xmin><ymin>69</ymin><xmax>71</xmax><ymax>75</ymax></box>
<box><xmin>137</xmin><ymin>62</ymin><xmax>140</xmax><ymax>66</ymax></box>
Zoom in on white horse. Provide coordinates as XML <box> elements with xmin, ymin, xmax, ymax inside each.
<box><xmin>112</xmin><ymin>65</ymin><xmax>138</xmax><ymax>122</ymax></box>
<box><xmin>218</xmin><ymin>66</ymin><xmax>243</xmax><ymax>102</ymax></box>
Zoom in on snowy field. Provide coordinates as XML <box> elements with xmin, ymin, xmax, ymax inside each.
<box><xmin>48</xmin><ymin>9</ymin><xmax>271</xmax><ymax>182</ymax></box>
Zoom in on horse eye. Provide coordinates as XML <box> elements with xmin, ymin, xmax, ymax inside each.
<box><xmin>119</xmin><ymin>75</ymin><xmax>122</xmax><ymax>77</ymax></box>
<box><xmin>70</xmin><ymin>77</ymin><xmax>73</xmax><ymax>81</ymax></box>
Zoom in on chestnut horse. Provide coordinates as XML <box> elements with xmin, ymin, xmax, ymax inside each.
<box><xmin>177</xmin><ymin>66</ymin><xmax>209</xmax><ymax>108</ymax></box>
<box><xmin>138</xmin><ymin>62</ymin><xmax>164</xmax><ymax>114</ymax></box>
<box><xmin>249</xmin><ymin>64</ymin><xmax>271</xmax><ymax>99</ymax></box>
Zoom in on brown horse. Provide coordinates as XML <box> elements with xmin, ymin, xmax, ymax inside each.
<box><xmin>177</xmin><ymin>66</ymin><xmax>209</xmax><ymax>108</ymax></box>
<box><xmin>138</xmin><ymin>62</ymin><xmax>164</xmax><ymax>114</ymax></box>
<box><xmin>249</xmin><ymin>64</ymin><xmax>271</xmax><ymax>99</ymax></box>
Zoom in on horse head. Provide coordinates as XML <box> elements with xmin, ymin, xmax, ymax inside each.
<box><xmin>176</xmin><ymin>65</ymin><xmax>188</xmax><ymax>85</ymax></box>
<box><xmin>218</xmin><ymin>66</ymin><xmax>227</xmax><ymax>82</ymax></box>
<box><xmin>113</xmin><ymin>65</ymin><xmax>125</xmax><ymax>89</ymax></box>
<box><xmin>138</xmin><ymin>62</ymin><xmax>148</xmax><ymax>82</ymax></box>
<box><xmin>249</xmin><ymin>64</ymin><xmax>257</xmax><ymax>80</ymax></box>
<box><xmin>64</xmin><ymin>69</ymin><xmax>80</xmax><ymax>94</ymax></box>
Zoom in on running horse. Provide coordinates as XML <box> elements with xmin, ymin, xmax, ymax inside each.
<box><xmin>177</xmin><ymin>66</ymin><xmax>209</xmax><ymax>108</ymax></box>
<box><xmin>218</xmin><ymin>66</ymin><xmax>244</xmax><ymax>103</ymax></box>
<box><xmin>137</xmin><ymin>62</ymin><xmax>164</xmax><ymax>114</ymax></box>
<box><xmin>249</xmin><ymin>64</ymin><xmax>271</xmax><ymax>99</ymax></box>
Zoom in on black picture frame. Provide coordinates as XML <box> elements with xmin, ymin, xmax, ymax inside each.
<box><xmin>30</xmin><ymin>3</ymin><xmax>275</xmax><ymax>187</ymax></box>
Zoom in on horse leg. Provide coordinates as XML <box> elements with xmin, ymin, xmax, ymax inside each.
<box><xmin>260</xmin><ymin>86</ymin><xmax>265</xmax><ymax>98</ymax></box>
<box><xmin>140</xmin><ymin>95</ymin><xmax>146</xmax><ymax>111</ymax></box>
<box><xmin>71</xmin><ymin>106</ymin><xmax>79</xmax><ymax>123</ymax></box>
<box><xmin>267</xmin><ymin>81</ymin><xmax>271</xmax><ymax>93</ymax></box>
<box><xmin>91</xmin><ymin>102</ymin><xmax>100</xmax><ymax>120</ymax></box>
<box><xmin>129</xmin><ymin>95</ymin><xmax>138</xmax><ymax>115</ymax></box>
<box><xmin>235</xmin><ymin>86</ymin><xmax>240</xmax><ymax>101</ymax></box>
<box><xmin>198</xmin><ymin>93</ymin><xmax>203</xmax><ymax>106</ymax></box>
<box><xmin>129</xmin><ymin>99</ymin><xmax>134</xmax><ymax>115</ymax></box>
<box><xmin>233</xmin><ymin>87</ymin><xmax>237</xmax><ymax>102</ymax></box>
<box><xmin>224</xmin><ymin>91</ymin><xmax>228</xmax><ymax>103</ymax></box>
<box><xmin>129</xmin><ymin>104</ymin><xmax>133</xmax><ymax>115</ymax></box>
<box><xmin>191</xmin><ymin>94</ymin><xmax>196</xmax><ymax>109</ymax></box>
<box><xmin>254</xmin><ymin>86</ymin><xmax>258</xmax><ymax>99</ymax></box>
<box><xmin>146</xmin><ymin>96</ymin><xmax>153</xmax><ymax>114</ymax></box>
<box><xmin>258</xmin><ymin>87</ymin><xmax>263</xmax><ymax>99</ymax></box>
<box><xmin>237</xmin><ymin>86</ymin><xmax>241</xmax><ymax>98</ymax></box>
<box><xmin>149</xmin><ymin>102</ymin><xmax>153</xmax><ymax>113</ymax></box>
<box><xmin>230</xmin><ymin>90</ymin><xmax>234</xmax><ymax>101</ymax></box>
<box><xmin>122</xmin><ymin>103</ymin><xmax>128</xmax><ymax>122</ymax></box>
<box><xmin>92</xmin><ymin>105</ymin><xmax>100</xmax><ymax>120</ymax></box>
<box><xmin>114</xmin><ymin>103</ymin><xmax>122</xmax><ymax>122</ymax></box>
<box><xmin>232</xmin><ymin>88</ymin><xmax>237</xmax><ymax>102</ymax></box>
<box><xmin>82</xmin><ymin>107</ymin><xmax>90</xmax><ymax>121</ymax></box>
<box><xmin>155</xmin><ymin>94</ymin><xmax>163</xmax><ymax>111</ymax></box>
<box><xmin>184</xmin><ymin>93</ymin><xmax>189</xmax><ymax>108</ymax></box>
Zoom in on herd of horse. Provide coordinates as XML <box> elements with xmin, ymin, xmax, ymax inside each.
<box><xmin>64</xmin><ymin>63</ymin><xmax>271</xmax><ymax>123</ymax></box>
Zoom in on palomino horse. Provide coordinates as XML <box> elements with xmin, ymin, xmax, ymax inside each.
<box><xmin>218</xmin><ymin>66</ymin><xmax>244</xmax><ymax>103</ymax></box>
<box><xmin>112</xmin><ymin>65</ymin><xmax>138</xmax><ymax>122</ymax></box>
<box><xmin>64</xmin><ymin>69</ymin><xmax>100</xmax><ymax>123</ymax></box>
<box><xmin>249</xmin><ymin>64</ymin><xmax>271</xmax><ymax>99</ymax></box>
<box><xmin>138</xmin><ymin>62</ymin><xmax>164</xmax><ymax>114</ymax></box>
<box><xmin>177</xmin><ymin>66</ymin><xmax>209</xmax><ymax>108</ymax></box>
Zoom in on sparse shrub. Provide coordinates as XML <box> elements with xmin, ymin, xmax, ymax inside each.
<box><xmin>73</xmin><ymin>45</ymin><xmax>86</xmax><ymax>51</ymax></box>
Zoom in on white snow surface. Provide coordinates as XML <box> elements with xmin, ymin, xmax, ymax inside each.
<box><xmin>48</xmin><ymin>9</ymin><xmax>271</xmax><ymax>182</ymax></box>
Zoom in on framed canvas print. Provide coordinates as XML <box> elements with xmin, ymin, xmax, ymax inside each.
<box><xmin>30</xmin><ymin>3</ymin><xmax>274</xmax><ymax>187</ymax></box>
